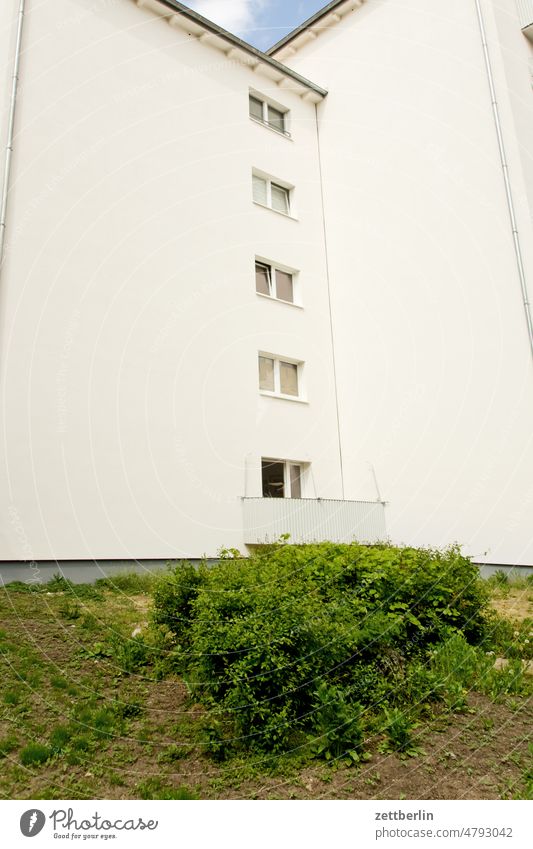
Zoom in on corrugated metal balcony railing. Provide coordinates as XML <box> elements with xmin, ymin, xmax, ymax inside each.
<box><xmin>242</xmin><ymin>497</ymin><xmax>387</xmax><ymax>545</ymax></box>
<box><xmin>516</xmin><ymin>0</ymin><xmax>533</xmax><ymax>32</ymax></box>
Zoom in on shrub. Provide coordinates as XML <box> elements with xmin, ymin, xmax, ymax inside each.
<box><xmin>152</xmin><ymin>561</ymin><xmax>207</xmax><ymax>654</ymax></box>
<box><xmin>152</xmin><ymin>542</ymin><xmax>489</xmax><ymax>755</ymax></box>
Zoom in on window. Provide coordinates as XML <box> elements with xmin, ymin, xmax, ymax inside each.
<box><xmin>255</xmin><ymin>261</ymin><xmax>296</xmax><ymax>304</ymax></box>
<box><xmin>258</xmin><ymin>354</ymin><xmax>302</xmax><ymax>399</ymax></box>
<box><xmin>262</xmin><ymin>459</ymin><xmax>304</xmax><ymax>498</ymax></box>
<box><xmin>249</xmin><ymin>93</ymin><xmax>288</xmax><ymax>136</ymax></box>
<box><xmin>252</xmin><ymin>173</ymin><xmax>291</xmax><ymax>215</ymax></box>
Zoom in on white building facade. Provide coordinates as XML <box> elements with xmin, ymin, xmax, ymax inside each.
<box><xmin>0</xmin><ymin>0</ymin><xmax>531</xmax><ymax>567</ymax></box>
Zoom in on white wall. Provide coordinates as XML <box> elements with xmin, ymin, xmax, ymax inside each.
<box><xmin>0</xmin><ymin>0</ymin><xmax>343</xmax><ymax>559</ymax></box>
<box><xmin>281</xmin><ymin>0</ymin><xmax>533</xmax><ymax>564</ymax></box>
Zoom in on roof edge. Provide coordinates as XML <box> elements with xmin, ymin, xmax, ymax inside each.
<box><xmin>137</xmin><ymin>0</ymin><xmax>328</xmax><ymax>97</ymax></box>
<box><xmin>267</xmin><ymin>0</ymin><xmax>363</xmax><ymax>57</ymax></box>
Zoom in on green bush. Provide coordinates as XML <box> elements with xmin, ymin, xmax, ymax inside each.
<box><xmin>152</xmin><ymin>543</ymin><xmax>489</xmax><ymax>756</ymax></box>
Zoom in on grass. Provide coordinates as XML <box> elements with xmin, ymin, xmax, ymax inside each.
<box><xmin>0</xmin><ymin>570</ymin><xmax>530</xmax><ymax>800</ymax></box>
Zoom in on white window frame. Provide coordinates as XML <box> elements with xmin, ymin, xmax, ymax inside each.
<box><xmin>258</xmin><ymin>352</ymin><xmax>305</xmax><ymax>401</ymax></box>
<box><xmin>249</xmin><ymin>90</ymin><xmax>290</xmax><ymax>137</ymax></box>
<box><xmin>252</xmin><ymin>170</ymin><xmax>294</xmax><ymax>217</ymax></box>
<box><xmin>255</xmin><ymin>258</ymin><xmax>301</xmax><ymax>307</ymax></box>
<box><xmin>261</xmin><ymin>457</ymin><xmax>308</xmax><ymax>499</ymax></box>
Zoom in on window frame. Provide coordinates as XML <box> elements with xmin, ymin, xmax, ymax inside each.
<box><xmin>252</xmin><ymin>170</ymin><xmax>293</xmax><ymax>217</ymax></box>
<box><xmin>255</xmin><ymin>258</ymin><xmax>301</xmax><ymax>306</ymax></box>
<box><xmin>258</xmin><ymin>352</ymin><xmax>305</xmax><ymax>401</ymax></box>
<box><xmin>249</xmin><ymin>91</ymin><xmax>290</xmax><ymax>138</ymax></box>
<box><xmin>261</xmin><ymin>457</ymin><xmax>307</xmax><ymax>499</ymax></box>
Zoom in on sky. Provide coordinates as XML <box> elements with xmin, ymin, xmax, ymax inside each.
<box><xmin>186</xmin><ymin>1</ymin><xmax>329</xmax><ymax>51</ymax></box>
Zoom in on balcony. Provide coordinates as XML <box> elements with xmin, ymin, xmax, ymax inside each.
<box><xmin>242</xmin><ymin>497</ymin><xmax>386</xmax><ymax>545</ymax></box>
<box><xmin>517</xmin><ymin>0</ymin><xmax>533</xmax><ymax>39</ymax></box>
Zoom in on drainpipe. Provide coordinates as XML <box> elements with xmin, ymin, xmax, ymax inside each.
<box><xmin>474</xmin><ymin>0</ymin><xmax>533</xmax><ymax>364</ymax></box>
<box><xmin>0</xmin><ymin>0</ymin><xmax>26</xmax><ymax>275</ymax></box>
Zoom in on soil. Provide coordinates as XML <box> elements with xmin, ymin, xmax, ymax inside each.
<box><xmin>0</xmin><ymin>586</ymin><xmax>531</xmax><ymax>800</ymax></box>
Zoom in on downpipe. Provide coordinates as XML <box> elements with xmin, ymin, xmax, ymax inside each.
<box><xmin>0</xmin><ymin>0</ymin><xmax>26</xmax><ymax>274</ymax></box>
<box><xmin>474</xmin><ymin>0</ymin><xmax>533</xmax><ymax>364</ymax></box>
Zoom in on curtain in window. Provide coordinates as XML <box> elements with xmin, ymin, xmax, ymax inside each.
<box><xmin>271</xmin><ymin>183</ymin><xmax>289</xmax><ymax>214</ymax></box>
<box><xmin>280</xmin><ymin>361</ymin><xmax>298</xmax><ymax>396</ymax></box>
<box><xmin>249</xmin><ymin>96</ymin><xmax>263</xmax><ymax>121</ymax></box>
<box><xmin>258</xmin><ymin>356</ymin><xmax>275</xmax><ymax>391</ymax></box>
<box><xmin>275</xmin><ymin>270</ymin><xmax>293</xmax><ymax>302</ymax></box>
<box><xmin>290</xmin><ymin>465</ymin><xmax>302</xmax><ymax>499</ymax></box>
<box><xmin>267</xmin><ymin>105</ymin><xmax>285</xmax><ymax>132</ymax></box>
<box><xmin>253</xmin><ymin>174</ymin><xmax>268</xmax><ymax>205</ymax></box>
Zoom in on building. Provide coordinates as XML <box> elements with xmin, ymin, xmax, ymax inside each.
<box><xmin>0</xmin><ymin>0</ymin><xmax>532</xmax><ymax>572</ymax></box>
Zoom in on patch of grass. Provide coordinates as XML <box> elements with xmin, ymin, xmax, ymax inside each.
<box><xmin>20</xmin><ymin>743</ymin><xmax>52</xmax><ymax>767</ymax></box>
<box><xmin>58</xmin><ymin>601</ymin><xmax>82</xmax><ymax>620</ymax></box>
<box><xmin>3</xmin><ymin>689</ymin><xmax>23</xmax><ymax>706</ymax></box>
<box><xmin>157</xmin><ymin>744</ymin><xmax>189</xmax><ymax>764</ymax></box>
<box><xmin>49</xmin><ymin>725</ymin><xmax>73</xmax><ymax>753</ymax></box>
<box><xmin>0</xmin><ymin>737</ymin><xmax>18</xmax><ymax>758</ymax></box>
<box><xmin>137</xmin><ymin>777</ymin><xmax>198</xmax><ymax>800</ymax></box>
<box><xmin>96</xmin><ymin>572</ymin><xmax>157</xmax><ymax>595</ymax></box>
<box><xmin>114</xmin><ymin>699</ymin><xmax>143</xmax><ymax>720</ymax></box>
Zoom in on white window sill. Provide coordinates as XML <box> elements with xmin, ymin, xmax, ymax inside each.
<box><xmin>259</xmin><ymin>391</ymin><xmax>309</xmax><ymax>405</ymax></box>
<box><xmin>249</xmin><ymin>116</ymin><xmax>292</xmax><ymax>140</ymax></box>
<box><xmin>256</xmin><ymin>292</ymin><xmax>303</xmax><ymax>310</ymax></box>
<box><xmin>252</xmin><ymin>201</ymin><xmax>298</xmax><ymax>221</ymax></box>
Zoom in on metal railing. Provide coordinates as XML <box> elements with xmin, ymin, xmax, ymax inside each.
<box><xmin>242</xmin><ymin>497</ymin><xmax>386</xmax><ymax>545</ymax></box>
<box><xmin>516</xmin><ymin>0</ymin><xmax>533</xmax><ymax>29</ymax></box>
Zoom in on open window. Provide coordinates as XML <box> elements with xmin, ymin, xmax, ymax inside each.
<box><xmin>261</xmin><ymin>459</ymin><xmax>305</xmax><ymax>499</ymax></box>
<box><xmin>255</xmin><ymin>260</ymin><xmax>298</xmax><ymax>305</ymax></box>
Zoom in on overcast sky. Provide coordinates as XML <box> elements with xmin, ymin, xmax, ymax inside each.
<box><xmin>187</xmin><ymin>1</ymin><xmax>328</xmax><ymax>50</ymax></box>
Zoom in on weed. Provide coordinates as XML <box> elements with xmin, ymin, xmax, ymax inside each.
<box><xmin>114</xmin><ymin>700</ymin><xmax>143</xmax><ymax>720</ymax></box>
<box><xmin>0</xmin><ymin>737</ymin><xmax>18</xmax><ymax>758</ymax></box>
<box><xmin>310</xmin><ymin>683</ymin><xmax>365</xmax><ymax>765</ymax></box>
<box><xmin>380</xmin><ymin>708</ymin><xmax>424</xmax><ymax>758</ymax></box>
<box><xmin>3</xmin><ymin>689</ymin><xmax>22</xmax><ymax>706</ymax></box>
<box><xmin>157</xmin><ymin>744</ymin><xmax>189</xmax><ymax>764</ymax></box>
<box><xmin>58</xmin><ymin>601</ymin><xmax>81</xmax><ymax>620</ymax></box>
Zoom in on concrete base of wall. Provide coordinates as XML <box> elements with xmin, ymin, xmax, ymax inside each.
<box><xmin>0</xmin><ymin>559</ymin><xmax>198</xmax><ymax>586</ymax></box>
<box><xmin>0</xmin><ymin>559</ymin><xmax>532</xmax><ymax>586</ymax></box>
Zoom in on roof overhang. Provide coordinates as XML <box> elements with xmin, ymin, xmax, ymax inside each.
<box><xmin>268</xmin><ymin>0</ymin><xmax>367</xmax><ymax>60</ymax></box>
<box><xmin>133</xmin><ymin>0</ymin><xmax>327</xmax><ymax>101</ymax></box>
